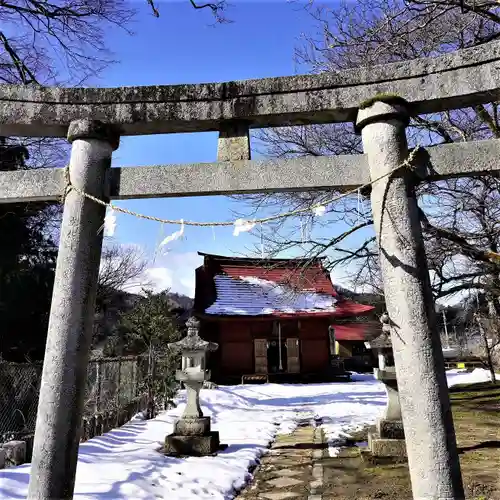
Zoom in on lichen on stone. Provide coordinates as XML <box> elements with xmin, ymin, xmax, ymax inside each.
<box><xmin>358</xmin><ymin>93</ymin><xmax>409</xmax><ymax>110</ymax></box>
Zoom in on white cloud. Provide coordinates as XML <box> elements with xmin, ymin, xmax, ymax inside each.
<box><xmin>128</xmin><ymin>252</ymin><xmax>203</xmax><ymax>298</ymax></box>
<box><xmin>330</xmin><ymin>270</ymin><xmax>352</xmax><ymax>291</ymax></box>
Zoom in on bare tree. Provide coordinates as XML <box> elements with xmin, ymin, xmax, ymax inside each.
<box><xmin>474</xmin><ymin>313</ymin><xmax>498</xmax><ymax>383</ymax></box>
<box><xmin>240</xmin><ymin>0</ymin><xmax>500</xmax><ymax>304</ymax></box>
<box><xmin>92</xmin><ymin>244</ymin><xmax>151</xmax><ymax>348</ymax></box>
<box><xmin>1</xmin><ymin>0</ymin><xmax>229</xmax><ymax>361</ymax></box>
<box><xmin>0</xmin><ymin>0</ymin><xmax>229</xmax><ymax>168</ymax></box>
<box><xmin>97</xmin><ymin>244</ymin><xmax>151</xmax><ymax>300</ymax></box>
<box><xmin>0</xmin><ymin>1</ymin><xmax>137</xmax><ymax>87</ymax></box>
<box><xmin>457</xmin><ymin>292</ymin><xmax>500</xmax><ymax>381</ymax></box>
<box><xmin>1</xmin><ymin>0</ymin><xmax>228</xmax><ymax>88</ymax></box>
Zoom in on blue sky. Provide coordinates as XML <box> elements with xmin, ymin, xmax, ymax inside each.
<box><xmin>93</xmin><ymin>1</ymin><xmax>364</xmax><ymax>297</ymax></box>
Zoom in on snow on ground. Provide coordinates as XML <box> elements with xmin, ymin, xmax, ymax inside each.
<box><xmin>445</xmin><ymin>367</ymin><xmax>497</xmax><ymax>387</ymax></box>
<box><xmin>323</xmin><ymin>368</ymin><xmax>498</xmax><ymax>456</ymax></box>
<box><xmin>0</xmin><ymin>369</ymin><xmax>495</xmax><ymax>500</ymax></box>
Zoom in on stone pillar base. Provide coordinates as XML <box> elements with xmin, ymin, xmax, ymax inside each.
<box><xmin>367</xmin><ymin>418</ymin><xmax>406</xmax><ymax>458</ymax></box>
<box><xmin>164</xmin><ymin>431</ymin><xmax>220</xmax><ymax>456</ymax></box>
<box><xmin>2</xmin><ymin>440</ymin><xmax>27</xmax><ymax>466</ymax></box>
<box><xmin>377</xmin><ymin>419</ymin><xmax>404</xmax><ymax>440</ymax></box>
<box><xmin>368</xmin><ymin>431</ymin><xmax>407</xmax><ymax>458</ymax></box>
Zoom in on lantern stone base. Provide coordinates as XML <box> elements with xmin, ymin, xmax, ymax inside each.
<box><xmin>164</xmin><ymin>431</ymin><xmax>220</xmax><ymax>456</ymax></box>
<box><xmin>174</xmin><ymin>416</ymin><xmax>211</xmax><ymax>436</ymax></box>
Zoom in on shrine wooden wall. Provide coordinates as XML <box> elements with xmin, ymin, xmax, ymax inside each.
<box><xmin>200</xmin><ymin>317</ymin><xmax>331</xmax><ymax>379</ymax></box>
<box><xmin>297</xmin><ymin>318</ymin><xmax>330</xmax><ymax>373</ymax></box>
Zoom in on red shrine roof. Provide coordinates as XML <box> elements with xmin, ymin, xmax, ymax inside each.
<box><xmin>332</xmin><ymin>324</ymin><xmax>380</xmax><ymax>341</ymax></box>
<box><xmin>196</xmin><ymin>253</ymin><xmax>374</xmax><ymax>319</ymax></box>
<box><xmin>220</xmin><ymin>262</ymin><xmax>336</xmax><ymax>296</ymax></box>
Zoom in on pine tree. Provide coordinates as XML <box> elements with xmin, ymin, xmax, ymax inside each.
<box><xmin>0</xmin><ymin>138</ymin><xmax>57</xmax><ymax>361</ymax></box>
<box><xmin>117</xmin><ymin>290</ymin><xmax>182</xmax><ymax>416</ymax></box>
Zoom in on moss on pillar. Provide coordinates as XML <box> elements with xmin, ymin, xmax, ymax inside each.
<box><xmin>358</xmin><ymin>94</ymin><xmax>409</xmax><ymax>110</ymax></box>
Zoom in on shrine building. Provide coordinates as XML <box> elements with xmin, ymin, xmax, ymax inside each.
<box><xmin>193</xmin><ymin>253</ymin><xmax>380</xmax><ymax>384</ymax></box>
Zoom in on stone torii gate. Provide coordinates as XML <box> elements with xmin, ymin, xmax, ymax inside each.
<box><xmin>1</xmin><ymin>40</ymin><xmax>500</xmax><ymax>500</ymax></box>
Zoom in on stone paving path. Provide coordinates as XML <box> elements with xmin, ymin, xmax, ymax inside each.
<box><xmin>236</xmin><ymin>424</ymin><xmax>326</xmax><ymax>500</ymax></box>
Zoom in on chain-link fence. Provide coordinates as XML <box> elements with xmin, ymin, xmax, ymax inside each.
<box><xmin>0</xmin><ymin>361</ymin><xmax>42</xmax><ymax>443</ymax></box>
<box><xmin>83</xmin><ymin>356</ymin><xmax>145</xmax><ymax>415</ymax></box>
<box><xmin>0</xmin><ymin>355</ymin><xmax>173</xmax><ymax>444</ymax></box>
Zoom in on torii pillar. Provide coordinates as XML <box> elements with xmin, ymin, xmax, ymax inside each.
<box><xmin>27</xmin><ymin>119</ymin><xmax>120</xmax><ymax>500</ymax></box>
<box><xmin>356</xmin><ymin>99</ymin><xmax>464</xmax><ymax>500</ymax></box>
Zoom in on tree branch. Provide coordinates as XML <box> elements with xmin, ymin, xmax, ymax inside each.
<box><xmin>144</xmin><ymin>0</ymin><xmax>228</xmax><ymax>21</ymax></box>
<box><xmin>418</xmin><ymin>206</ymin><xmax>500</xmax><ymax>266</ymax></box>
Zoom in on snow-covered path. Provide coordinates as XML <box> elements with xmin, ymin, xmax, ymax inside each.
<box><xmin>0</xmin><ymin>369</ymin><xmax>494</xmax><ymax>500</ymax></box>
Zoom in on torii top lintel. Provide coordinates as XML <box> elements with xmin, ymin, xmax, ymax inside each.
<box><xmin>1</xmin><ymin>41</ymin><xmax>500</xmax><ymax>138</ymax></box>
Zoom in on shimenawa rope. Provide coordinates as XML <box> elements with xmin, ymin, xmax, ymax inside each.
<box><xmin>62</xmin><ymin>146</ymin><xmax>421</xmax><ymax>227</ymax></box>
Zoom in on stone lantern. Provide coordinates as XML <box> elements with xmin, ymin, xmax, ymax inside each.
<box><xmin>364</xmin><ymin>313</ymin><xmax>406</xmax><ymax>458</ymax></box>
<box><xmin>164</xmin><ymin>316</ymin><xmax>220</xmax><ymax>456</ymax></box>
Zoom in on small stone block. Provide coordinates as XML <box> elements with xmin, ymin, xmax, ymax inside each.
<box><xmin>101</xmin><ymin>414</ymin><xmax>108</xmax><ymax>433</ymax></box>
<box><xmin>164</xmin><ymin>431</ymin><xmax>220</xmax><ymax>456</ymax></box>
<box><xmin>81</xmin><ymin>419</ymin><xmax>89</xmax><ymax>442</ymax></box>
<box><xmin>118</xmin><ymin>410</ymin><xmax>126</xmax><ymax>426</ymax></box>
<box><xmin>2</xmin><ymin>440</ymin><xmax>27</xmax><ymax>465</ymax></box>
<box><xmin>260</xmin><ymin>493</ymin><xmax>301</xmax><ymax>499</ymax></box>
<box><xmin>377</xmin><ymin>419</ymin><xmax>405</xmax><ymax>439</ymax></box>
<box><xmin>106</xmin><ymin>412</ymin><xmax>114</xmax><ymax>432</ymax></box>
<box><xmin>88</xmin><ymin>416</ymin><xmax>96</xmax><ymax>438</ymax></box>
<box><xmin>23</xmin><ymin>435</ymin><xmax>35</xmax><ymax>462</ymax></box>
<box><xmin>266</xmin><ymin>476</ymin><xmax>303</xmax><ymax>488</ymax></box>
<box><xmin>95</xmin><ymin>415</ymin><xmax>103</xmax><ymax>436</ymax></box>
<box><xmin>274</xmin><ymin>468</ymin><xmax>302</xmax><ymax>477</ymax></box>
<box><xmin>0</xmin><ymin>448</ymin><xmax>5</xmax><ymax>469</ymax></box>
<box><xmin>368</xmin><ymin>432</ymin><xmax>407</xmax><ymax>458</ymax></box>
<box><xmin>174</xmin><ymin>416</ymin><xmax>211</xmax><ymax>436</ymax></box>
